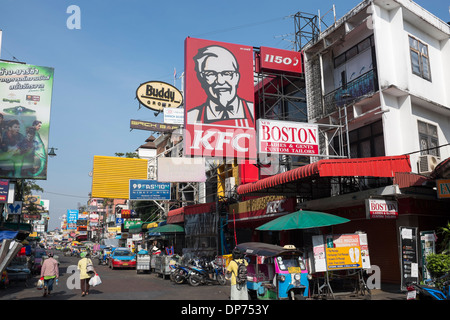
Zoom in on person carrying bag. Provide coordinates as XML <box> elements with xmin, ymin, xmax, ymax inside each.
<box><xmin>77</xmin><ymin>252</ymin><xmax>95</xmax><ymax>296</ymax></box>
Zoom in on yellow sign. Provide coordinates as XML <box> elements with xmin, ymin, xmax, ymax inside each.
<box><xmin>136</xmin><ymin>81</ymin><xmax>183</xmax><ymax>111</ymax></box>
<box><xmin>437</xmin><ymin>179</ymin><xmax>450</xmax><ymax>199</ymax></box>
<box><xmin>325</xmin><ymin>234</ymin><xmax>362</xmax><ymax>270</ymax></box>
<box><xmin>91</xmin><ymin>156</ymin><xmax>148</xmax><ymax>199</ymax></box>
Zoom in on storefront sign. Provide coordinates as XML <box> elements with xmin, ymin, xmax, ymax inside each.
<box><xmin>0</xmin><ymin>179</ymin><xmax>9</xmax><ymax>202</ymax></box>
<box><xmin>436</xmin><ymin>179</ymin><xmax>450</xmax><ymax>198</ymax></box>
<box><xmin>259</xmin><ymin>47</ymin><xmax>303</xmax><ymax>74</ymax></box>
<box><xmin>365</xmin><ymin>199</ymin><xmax>398</xmax><ymax>219</ymax></box>
<box><xmin>130</xmin><ymin>119</ymin><xmax>180</xmax><ymax>132</ymax></box>
<box><xmin>184</xmin><ymin>37</ymin><xmax>256</xmax><ymax>159</ymax></box>
<box><xmin>229</xmin><ymin>196</ymin><xmax>296</xmax><ymax>225</ymax></box>
<box><xmin>136</xmin><ymin>81</ymin><xmax>183</xmax><ymax>111</ymax></box>
<box><xmin>129</xmin><ymin>179</ymin><xmax>171</xmax><ymax>200</ymax></box>
<box><xmin>257</xmin><ymin>119</ymin><xmax>319</xmax><ymax>156</ymax></box>
<box><xmin>163</xmin><ymin>108</ymin><xmax>184</xmax><ymax>124</ymax></box>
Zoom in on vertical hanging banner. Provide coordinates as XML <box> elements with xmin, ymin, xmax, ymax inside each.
<box><xmin>0</xmin><ymin>62</ymin><xmax>54</xmax><ymax>179</ymax></box>
<box><xmin>184</xmin><ymin>38</ymin><xmax>256</xmax><ymax>160</ymax></box>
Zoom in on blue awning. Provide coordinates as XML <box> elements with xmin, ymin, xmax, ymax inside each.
<box><xmin>0</xmin><ymin>230</ymin><xmax>18</xmax><ymax>242</ymax></box>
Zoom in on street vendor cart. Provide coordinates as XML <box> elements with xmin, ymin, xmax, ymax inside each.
<box><xmin>136</xmin><ymin>250</ymin><xmax>151</xmax><ymax>273</ymax></box>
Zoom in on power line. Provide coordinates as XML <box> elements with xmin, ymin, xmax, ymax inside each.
<box><xmin>41</xmin><ymin>191</ymin><xmax>89</xmax><ymax>199</ymax></box>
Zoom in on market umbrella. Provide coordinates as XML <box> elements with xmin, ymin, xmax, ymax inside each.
<box><xmin>155</xmin><ymin>224</ymin><xmax>184</xmax><ymax>233</ymax></box>
<box><xmin>256</xmin><ymin>210</ymin><xmax>350</xmax><ymax>231</ymax></box>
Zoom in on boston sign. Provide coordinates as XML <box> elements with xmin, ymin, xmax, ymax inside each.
<box><xmin>257</xmin><ymin>119</ymin><xmax>319</xmax><ymax>156</ymax></box>
<box><xmin>136</xmin><ymin>81</ymin><xmax>183</xmax><ymax>111</ymax></box>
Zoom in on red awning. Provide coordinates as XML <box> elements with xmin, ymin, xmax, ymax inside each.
<box><xmin>237</xmin><ymin>155</ymin><xmax>411</xmax><ymax>195</ymax></box>
<box><xmin>167</xmin><ymin>207</ymin><xmax>184</xmax><ymax>224</ymax></box>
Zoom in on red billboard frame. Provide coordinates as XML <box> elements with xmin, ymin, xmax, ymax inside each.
<box><xmin>184</xmin><ymin>37</ymin><xmax>256</xmax><ymax>160</ymax></box>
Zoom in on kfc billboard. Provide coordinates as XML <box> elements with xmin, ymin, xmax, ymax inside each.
<box><xmin>259</xmin><ymin>47</ymin><xmax>303</xmax><ymax>74</ymax></box>
<box><xmin>184</xmin><ymin>37</ymin><xmax>256</xmax><ymax>159</ymax></box>
<box><xmin>257</xmin><ymin>119</ymin><xmax>319</xmax><ymax>156</ymax></box>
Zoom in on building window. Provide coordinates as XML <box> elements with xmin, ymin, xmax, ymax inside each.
<box><xmin>332</xmin><ymin>120</ymin><xmax>385</xmax><ymax>158</ymax></box>
<box><xmin>418</xmin><ymin>120</ymin><xmax>439</xmax><ymax>157</ymax></box>
<box><xmin>409</xmin><ymin>36</ymin><xmax>431</xmax><ymax>81</ymax></box>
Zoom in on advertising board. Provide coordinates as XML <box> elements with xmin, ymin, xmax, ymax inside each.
<box><xmin>92</xmin><ymin>156</ymin><xmax>148</xmax><ymax>199</ymax></box>
<box><xmin>157</xmin><ymin>157</ymin><xmax>206</xmax><ymax>182</ymax></box>
<box><xmin>0</xmin><ymin>61</ymin><xmax>54</xmax><ymax>179</ymax></box>
<box><xmin>136</xmin><ymin>81</ymin><xmax>183</xmax><ymax>111</ymax></box>
<box><xmin>436</xmin><ymin>179</ymin><xmax>450</xmax><ymax>198</ymax></box>
<box><xmin>129</xmin><ymin>179</ymin><xmax>171</xmax><ymax>200</ymax></box>
<box><xmin>258</xmin><ymin>47</ymin><xmax>303</xmax><ymax>74</ymax></box>
<box><xmin>257</xmin><ymin>119</ymin><xmax>319</xmax><ymax>156</ymax></box>
<box><xmin>184</xmin><ymin>37</ymin><xmax>256</xmax><ymax>159</ymax></box>
<box><xmin>365</xmin><ymin>199</ymin><xmax>398</xmax><ymax>219</ymax></box>
<box><xmin>312</xmin><ymin>233</ymin><xmax>371</xmax><ymax>273</ymax></box>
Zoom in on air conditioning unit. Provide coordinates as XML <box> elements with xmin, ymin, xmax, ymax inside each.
<box><xmin>418</xmin><ymin>155</ymin><xmax>441</xmax><ymax>174</ymax></box>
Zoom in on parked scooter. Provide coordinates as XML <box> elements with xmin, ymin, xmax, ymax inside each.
<box><xmin>406</xmin><ymin>273</ymin><xmax>450</xmax><ymax>300</ymax></box>
<box><xmin>188</xmin><ymin>257</ymin><xmax>227</xmax><ymax>286</ymax></box>
<box><xmin>169</xmin><ymin>256</ymin><xmax>192</xmax><ymax>284</ymax></box>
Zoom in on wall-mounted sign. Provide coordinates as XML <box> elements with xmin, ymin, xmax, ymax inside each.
<box><xmin>163</xmin><ymin>108</ymin><xmax>184</xmax><ymax>124</ymax></box>
<box><xmin>436</xmin><ymin>179</ymin><xmax>450</xmax><ymax>198</ymax></box>
<box><xmin>129</xmin><ymin>179</ymin><xmax>171</xmax><ymax>200</ymax></box>
<box><xmin>257</xmin><ymin>119</ymin><xmax>319</xmax><ymax>156</ymax></box>
<box><xmin>136</xmin><ymin>81</ymin><xmax>183</xmax><ymax>111</ymax></box>
<box><xmin>258</xmin><ymin>47</ymin><xmax>303</xmax><ymax>74</ymax></box>
<box><xmin>0</xmin><ymin>179</ymin><xmax>9</xmax><ymax>202</ymax></box>
<box><xmin>365</xmin><ymin>199</ymin><xmax>398</xmax><ymax>219</ymax></box>
<box><xmin>130</xmin><ymin>119</ymin><xmax>180</xmax><ymax>132</ymax></box>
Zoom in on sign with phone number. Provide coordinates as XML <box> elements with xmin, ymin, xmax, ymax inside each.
<box><xmin>129</xmin><ymin>179</ymin><xmax>171</xmax><ymax>200</ymax></box>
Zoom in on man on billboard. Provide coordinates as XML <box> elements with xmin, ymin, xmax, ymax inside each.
<box><xmin>187</xmin><ymin>45</ymin><xmax>254</xmax><ymax>126</ymax></box>
<box><xmin>184</xmin><ymin>38</ymin><xmax>256</xmax><ymax>159</ymax></box>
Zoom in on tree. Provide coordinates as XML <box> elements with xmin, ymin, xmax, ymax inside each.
<box><xmin>438</xmin><ymin>221</ymin><xmax>450</xmax><ymax>254</ymax></box>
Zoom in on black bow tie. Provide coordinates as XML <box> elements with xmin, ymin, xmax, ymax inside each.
<box><xmin>215</xmin><ymin>104</ymin><xmax>234</xmax><ymax>120</ymax></box>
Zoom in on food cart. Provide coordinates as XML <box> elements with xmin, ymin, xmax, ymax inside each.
<box><xmin>136</xmin><ymin>250</ymin><xmax>151</xmax><ymax>273</ymax></box>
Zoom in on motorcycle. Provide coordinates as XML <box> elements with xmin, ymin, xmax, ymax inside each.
<box><xmin>406</xmin><ymin>273</ymin><xmax>450</xmax><ymax>300</ymax></box>
<box><xmin>188</xmin><ymin>258</ymin><xmax>227</xmax><ymax>287</ymax></box>
<box><xmin>169</xmin><ymin>255</ymin><xmax>192</xmax><ymax>284</ymax></box>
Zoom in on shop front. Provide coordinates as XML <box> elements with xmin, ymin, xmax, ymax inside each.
<box><xmin>228</xmin><ymin>195</ymin><xmax>296</xmax><ymax>245</ymax></box>
<box><xmin>236</xmin><ymin>155</ymin><xmax>450</xmax><ymax>285</ymax></box>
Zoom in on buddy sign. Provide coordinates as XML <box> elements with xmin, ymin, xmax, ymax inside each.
<box><xmin>136</xmin><ymin>81</ymin><xmax>183</xmax><ymax>111</ymax></box>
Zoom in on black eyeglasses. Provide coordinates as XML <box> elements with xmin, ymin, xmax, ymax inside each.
<box><xmin>201</xmin><ymin>70</ymin><xmax>236</xmax><ymax>82</ymax></box>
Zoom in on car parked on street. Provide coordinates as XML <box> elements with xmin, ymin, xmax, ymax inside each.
<box><xmin>109</xmin><ymin>248</ymin><xmax>136</xmax><ymax>270</ymax></box>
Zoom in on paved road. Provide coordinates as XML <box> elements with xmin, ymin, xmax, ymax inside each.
<box><xmin>1</xmin><ymin>251</ymin><xmax>406</xmax><ymax>302</ymax></box>
<box><xmin>0</xmin><ymin>253</ymin><xmax>230</xmax><ymax>301</ymax></box>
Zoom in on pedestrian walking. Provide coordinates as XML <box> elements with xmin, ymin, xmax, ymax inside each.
<box><xmin>226</xmin><ymin>247</ymin><xmax>249</xmax><ymax>300</ymax></box>
<box><xmin>77</xmin><ymin>252</ymin><xmax>94</xmax><ymax>296</ymax></box>
<box><xmin>40</xmin><ymin>252</ymin><xmax>59</xmax><ymax>297</ymax></box>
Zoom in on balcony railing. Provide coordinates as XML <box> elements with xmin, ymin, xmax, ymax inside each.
<box><xmin>323</xmin><ymin>69</ymin><xmax>378</xmax><ymax>115</ymax></box>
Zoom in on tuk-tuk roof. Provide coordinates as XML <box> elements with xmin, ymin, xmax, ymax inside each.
<box><xmin>236</xmin><ymin>242</ymin><xmax>302</xmax><ymax>257</ymax></box>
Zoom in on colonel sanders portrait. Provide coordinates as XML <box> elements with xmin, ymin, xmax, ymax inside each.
<box><xmin>186</xmin><ymin>45</ymin><xmax>254</xmax><ymax>127</ymax></box>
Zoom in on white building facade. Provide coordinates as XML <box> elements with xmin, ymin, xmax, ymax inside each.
<box><xmin>304</xmin><ymin>0</ymin><xmax>450</xmax><ymax>174</ymax></box>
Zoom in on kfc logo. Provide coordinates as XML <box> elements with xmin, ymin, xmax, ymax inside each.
<box><xmin>184</xmin><ymin>38</ymin><xmax>256</xmax><ymax>159</ymax></box>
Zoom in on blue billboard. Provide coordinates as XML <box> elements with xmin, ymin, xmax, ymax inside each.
<box><xmin>129</xmin><ymin>180</ymin><xmax>171</xmax><ymax>200</ymax></box>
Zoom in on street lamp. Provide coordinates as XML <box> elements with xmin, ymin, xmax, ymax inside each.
<box><xmin>48</xmin><ymin>147</ymin><xmax>58</xmax><ymax>157</ymax></box>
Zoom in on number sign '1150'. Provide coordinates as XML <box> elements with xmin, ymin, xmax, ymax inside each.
<box><xmin>259</xmin><ymin>46</ymin><xmax>303</xmax><ymax>74</ymax></box>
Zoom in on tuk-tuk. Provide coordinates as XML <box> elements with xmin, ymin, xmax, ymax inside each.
<box><xmin>236</xmin><ymin>242</ymin><xmax>309</xmax><ymax>300</ymax></box>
